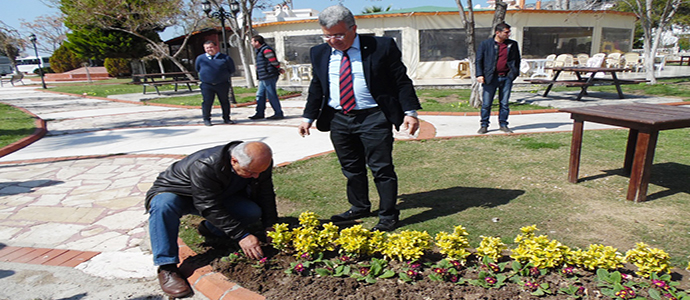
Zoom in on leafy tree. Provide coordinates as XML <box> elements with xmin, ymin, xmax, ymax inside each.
<box><xmin>20</xmin><ymin>13</ymin><xmax>68</xmax><ymax>54</ymax></box>
<box><xmin>60</xmin><ymin>0</ymin><xmax>200</xmax><ymax>78</ymax></box>
<box><xmin>64</xmin><ymin>26</ymin><xmax>156</xmax><ymax>60</ymax></box>
<box><xmin>0</xmin><ymin>21</ymin><xmax>25</xmax><ymax>71</ymax></box>
<box><xmin>50</xmin><ymin>43</ymin><xmax>84</xmax><ymax>72</ymax></box>
<box><xmin>615</xmin><ymin>0</ymin><xmax>688</xmax><ymax>83</ymax></box>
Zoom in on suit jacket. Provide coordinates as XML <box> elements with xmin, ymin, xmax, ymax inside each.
<box><xmin>302</xmin><ymin>35</ymin><xmax>421</xmax><ymax>131</ymax></box>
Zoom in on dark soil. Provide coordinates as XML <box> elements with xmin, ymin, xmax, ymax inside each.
<box><xmin>196</xmin><ymin>241</ymin><xmax>689</xmax><ymax>300</ymax></box>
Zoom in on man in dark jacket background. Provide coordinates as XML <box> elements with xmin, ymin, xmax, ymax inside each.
<box><xmin>248</xmin><ymin>35</ymin><xmax>285</xmax><ymax>120</ymax></box>
<box><xmin>195</xmin><ymin>40</ymin><xmax>236</xmax><ymax>126</ymax></box>
<box><xmin>475</xmin><ymin>22</ymin><xmax>521</xmax><ymax>134</ymax></box>
<box><xmin>145</xmin><ymin>141</ymin><xmax>277</xmax><ymax>297</ymax></box>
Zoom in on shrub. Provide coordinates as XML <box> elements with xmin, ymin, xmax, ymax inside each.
<box><xmin>50</xmin><ymin>44</ymin><xmax>85</xmax><ymax>73</ymax></box>
<box><xmin>104</xmin><ymin>57</ymin><xmax>131</xmax><ymax>77</ymax></box>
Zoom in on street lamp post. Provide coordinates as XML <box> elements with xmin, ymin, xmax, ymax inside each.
<box><xmin>28</xmin><ymin>34</ymin><xmax>47</xmax><ymax>89</ymax></box>
<box><xmin>201</xmin><ymin>0</ymin><xmax>241</xmax><ymax>103</ymax></box>
<box><xmin>201</xmin><ymin>0</ymin><xmax>241</xmax><ymax>56</ymax></box>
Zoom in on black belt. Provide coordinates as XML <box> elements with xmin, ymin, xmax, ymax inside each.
<box><xmin>336</xmin><ymin>107</ymin><xmax>380</xmax><ymax>115</ymax></box>
<box><xmin>497</xmin><ymin>73</ymin><xmax>507</xmax><ymax>77</ymax></box>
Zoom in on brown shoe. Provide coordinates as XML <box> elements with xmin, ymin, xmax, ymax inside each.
<box><xmin>158</xmin><ymin>265</ymin><xmax>192</xmax><ymax>298</ymax></box>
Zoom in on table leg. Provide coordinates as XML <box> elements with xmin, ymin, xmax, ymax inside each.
<box><xmin>610</xmin><ymin>72</ymin><xmax>625</xmax><ymax>99</ymax></box>
<box><xmin>626</xmin><ymin>129</ymin><xmax>659</xmax><ymax>202</ymax></box>
<box><xmin>568</xmin><ymin>119</ymin><xmax>584</xmax><ymax>183</ymax></box>
<box><xmin>543</xmin><ymin>70</ymin><xmax>562</xmax><ymax>97</ymax></box>
<box><xmin>623</xmin><ymin>129</ymin><xmax>638</xmax><ymax>174</ymax></box>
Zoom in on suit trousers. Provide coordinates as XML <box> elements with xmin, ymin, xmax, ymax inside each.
<box><xmin>200</xmin><ymin>82</ymin><xmax>231</xmax><ymax>121</ymax></box>
<box><xmin>329</xmin><ymin>109</ymin><xmax>399</xmax><ymax>221</ymax></box>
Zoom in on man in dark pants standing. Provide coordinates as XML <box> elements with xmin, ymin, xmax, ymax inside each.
<box><xmin>195</xmin><ymin>40</ymin><xmax>236</xmax><ymax>126</ymax></box>
<box><xmin>248</xmin><ymin>35</ymin><xmax>285</xmax><ymax>120</ymax></box>
<box><xmin>297</xmin><ymin>5</ymin><xmax>421</xmax><ymax>232</ymax></box>
<box><xmin>475</xmin><ymin>22</ymin><xmax>521</xmax><ymax>134</ymax></box>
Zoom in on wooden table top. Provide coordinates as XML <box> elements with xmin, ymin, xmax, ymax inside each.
<box><xmin>560</xmin><ymin>104</ymin><xmax>690</xmax><ymax>129</ymax></box>
<box><xmin>550</xmin><ymin>66</ymin><xmax>627</xmax><ymax>72</ymax></box>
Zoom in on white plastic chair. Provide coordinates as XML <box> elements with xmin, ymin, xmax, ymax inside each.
<box><xmin>654</xmin><ymin>55</ymin><xmax>667</xmax><ymax>77</ymax></box>
<box><xmin>606</xmin><ymin>52</ymin><xmax>622</xmax><ymax>68</ymax></box>
<box><xmin>623</xmin><ymin>52</ymin><xmax>642</xmax><ymax>72</ymax></box>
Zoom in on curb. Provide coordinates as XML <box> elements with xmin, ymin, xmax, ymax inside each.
<box><xmin>177</xmin><ymin>239</ymin><xmax>265</xmax><ymax>300</ymax></box>
<box><xmin>0</xmin><ymin>104</ymin><xmax>47</xmax><ymax>158</ymax></box>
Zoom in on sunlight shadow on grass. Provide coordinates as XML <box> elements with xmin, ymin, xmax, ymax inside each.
<box><xmin>396</xmin><ymin>186</ymin><xmax>525</xmax><ymax>227</ymax></box>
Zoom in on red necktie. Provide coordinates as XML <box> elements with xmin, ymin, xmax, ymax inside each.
<box><xmin>339</xmin><ymin>51</ymin><xmax>355</xmax><ymax>113</ymax></box>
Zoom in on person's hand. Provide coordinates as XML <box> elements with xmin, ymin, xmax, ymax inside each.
<box><xmin>403</xmin><ymin>116</ymin><xmax>420</xmax><ymax>136</ymax></box>
<box><xmin>239</xmin><ymin>234</ymin><xmax>263</xmax><ymax>260</ymax></box>
<box><xmin>298</xmin><ymin>122</ymin><xmax>312</xmax><ymax>137</ymax></box>
<box><xmin>477</xmin><ymin>76</ymin><xmax>485</xmax><ymax>84</ymax></box>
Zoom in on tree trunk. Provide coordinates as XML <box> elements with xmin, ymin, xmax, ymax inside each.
<box><xmin>491</xmin><ymin>0</ymin><xmax>508</xmax><ymax>36</ymax></box>
<box><xmin>455</xmin><ymin>0</ymin><xmax>483</xmax><ymax>108</ymax></box>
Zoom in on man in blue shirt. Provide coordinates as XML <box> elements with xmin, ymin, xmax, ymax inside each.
<box><xmin>195</xmin><ymin>41</ymin><xmax>236</xmax><ymax>126</ymax></box>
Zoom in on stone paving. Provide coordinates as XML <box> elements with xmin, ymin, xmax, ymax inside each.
<box><xmin>0</xmin><ymin>78</ymin><xmax>687</xmax><ymax>299</ymax></box>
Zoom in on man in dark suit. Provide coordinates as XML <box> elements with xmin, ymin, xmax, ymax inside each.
<box><xmin>195</xmin><ymin>41</ymin><xmax>236</xmax><ymax>126</ymax></box>
<box><xmin>297</xmin><ymin>5</ymin><xmax>421</xmax><ymax>232</ymax></box>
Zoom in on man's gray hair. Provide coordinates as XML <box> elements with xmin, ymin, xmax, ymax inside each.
<box><xmin>318</xmin><ymin>5</ymin><xmax>356</xmax><ymax>29</ymax></box>
<box><xmin>230</xmin><ymin>141</ymin><xmax>272</xmax><ymax>167</ymax></box>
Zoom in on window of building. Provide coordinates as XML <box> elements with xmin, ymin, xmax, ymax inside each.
<box><xmin>283</xmin><ymin>35</ymin><xmax>322</xmax><ymax>64</ymax></box>
<box><xmin>522</xmin><ymin>27</ymin><xmax>592</xmax><ymax>58</ymax></box>
<box><xmin>384</xmin><ymin>30</ymin><xmax>402</xmax><ymax>53</ymax></box>
<box><xmin>419</xmin><ymin>28</ymin><xmax>492</xmax><ymax>62</ymax></box>
<box><xmin>600</xmin><ymin>28</ymin><xmax>632</xmax><ymax>53</ymax></box>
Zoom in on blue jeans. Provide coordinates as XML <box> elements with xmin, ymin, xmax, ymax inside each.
<box><xmin>480</xmin><ymin>76</ymin><xmax>513</xmax><ymax>127</ymax></box>
<box><xmin>148</xmin><ymin>192</ymin><xmax>261</xmax><ymax>266</ymax></box>
<box><xmin>255</xmin><ymin>77</ymin><xmax>283</xmax><ymax>117</ymax></box>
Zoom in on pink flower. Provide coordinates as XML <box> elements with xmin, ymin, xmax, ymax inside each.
<box><xmin>488</xmin><ymin>263</ymin><xmax>500</xmax><ymax>272</ymax></box>
<box><xmin>449</xmin><ymin>275</ymin><xmax>459</xmax><ymax>283</ymax></box>
<box><xmin>406</xmin><ymin>270</ymin><xmax>419</xmax><ymax>278</ymax></box>
<box><xmin>258</xmin><ymin>257</ymin><xmax>268</xmax><ymax>264</ymax></box>
<box><xmin>561</xmin><ymin>266</ymin><xmax>574</xmax><ymax>276</ymax></box>
<box><xmin>294</xmin><ymin>263</ymin><xmax>305</xmax><ymax>273</ymax></box>
<box><xmin>359</xmin><ymin>267</ymin><xmax>369</xmax><ymax>276</ymax></box>
<box><xmin>450</xmin><ymin>260</ymin><xmax>462</xmax><ymax>268</ymax></box>
<box><xmin>433</xmin><ymin>268</ymin><xmax>447</xmax><ymax>275</ymax></box>
<box><xmin>529</xmin><ymin>267</ymin><xmax>540</xmax><ymax>277</ymax></box>
<box><xmin>652</xmin><ymin>279</ymin><xmax>669</xmax><ymax>290</ymax></box>
<box><xmin>485</xmin><ymin>276</ymin><xmax>497</xmax><ymax>284</ymax></box>
<box><xmin>524</xmin><ymin>281</ymin><xmax>539</xmax><ymax>290</ymax></box>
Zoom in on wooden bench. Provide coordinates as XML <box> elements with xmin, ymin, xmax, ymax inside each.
<box><xmin>0</xmin><ymin>72</ymin><xmax>25</xmax><ymax>87</ymax></box>
<box><xmin>131</xmin><ymin>72</ymin><xmax>199</xmax><ymax>95</ymax></box>
<box><xmin>525</xmin><ymin>79</ymin><xmax>589</xmax><ymax>87</ymax></box>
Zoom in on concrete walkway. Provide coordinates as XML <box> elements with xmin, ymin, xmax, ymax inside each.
<box><xmin>0</xmin><ymin>80</ymin><xmax>687</xmax><ymax>300</ymax></box>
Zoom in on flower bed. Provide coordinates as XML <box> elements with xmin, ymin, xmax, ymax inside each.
<box><xmin>210</xmin><ymin>212</ymin><xmax>690</xmax><ymax>299</ymax></box>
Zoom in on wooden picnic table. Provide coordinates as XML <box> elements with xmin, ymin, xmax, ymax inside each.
<box><xmin>559</xmin><ymin>103</ymin><xmax>690</xmax><ymax>202</ymax></box>
<box><xmin>132</xmin><ymin>72</ymin><xmax>199</xmax><ymax>95</ymax></box>
<box><xmin>527</xmin><ymin>66</ymin><xmax>648</xmax><ymax>101</ymax></box>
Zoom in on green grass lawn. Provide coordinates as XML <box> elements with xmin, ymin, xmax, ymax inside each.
<box><xmin>0</xmin><ymin>103</ymin><xmax>36</xmax><ymax>149</ymax></box>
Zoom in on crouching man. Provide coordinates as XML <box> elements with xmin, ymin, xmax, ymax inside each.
<box><xmin>145</xmin><ymin>141</ymin><xmax>278</xmax><ymax>297</ymax></box>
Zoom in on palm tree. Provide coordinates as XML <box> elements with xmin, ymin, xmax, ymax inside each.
<box><xmin>361</xmin><ymin>5</ymin><xmax>392</xmax><ymax>14</ymax></box>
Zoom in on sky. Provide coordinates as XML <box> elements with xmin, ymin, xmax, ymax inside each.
<box><xmin>0</xmin><ymin>0</ymin><xmax>499</xmax><ymax>56</ymax></box>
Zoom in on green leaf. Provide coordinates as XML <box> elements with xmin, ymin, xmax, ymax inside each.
<box><xmin>379</xmin><ymin>270</ymin><xmax>396</xmax><ymax>279</ymax></box>
<box><xmin>315</xmin><ymin>268</ymin><xmax>331</xmax><ymax>276</ymax></box>
<box><xmin>365</xmin><ymin>277</ymin><xmax>377</xmax><ymax>284</ymax></box>
<box><xmin>648</xmin><ymin>289</ymin><xmax>662</xmax><ymax>300</ymax></box>
<box><xmin>531</xmin><ymin>289</ymin><xmax>545</xmax><ymax>296</ymax></box>
<box><xmin>399</xmin><ymin>272</ymin><xmax>411</xmax><ymax>282</ymax></box>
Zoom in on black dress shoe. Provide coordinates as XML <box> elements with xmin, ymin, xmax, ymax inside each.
<box><xmin>224</xmin><ymin>119</ymin><xmax>235</xmax><ymax>124</ymax></box>
<box><xmin>203</xmin><ymin>120</ymin><xmax>212</xmax><ymax>126</ymax></box>
<box><xmin>266</xmin><ymin>115</ymin><xmax>284</xmax><ymax>120</ymax></box>
<box><xmin>372</xmin><ymin>219</ymin><xmax>398</xmax><ymax>232</ymax></box>
<box><xmin>248</xmin><ymin>114</ymin><xmax>265</xmax><ymax>120</ymax></box>
<box><xmin>158</xmin><ymin>265</ymin><xmax>192</xmax><ymax>298</ymax></box>
<box><xmin>331</xmin><ymin>209</ymin><xmax>370</xmax><ymax>222</ymax></box>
